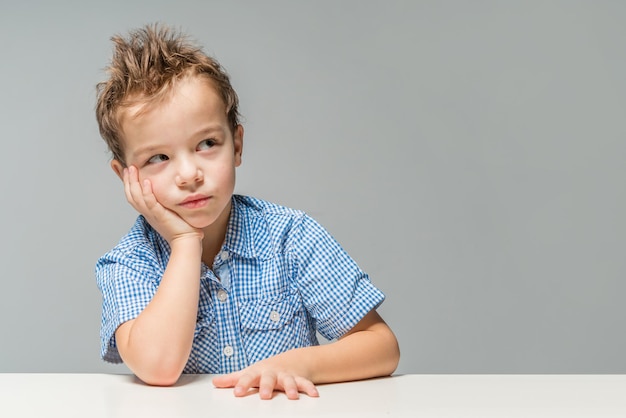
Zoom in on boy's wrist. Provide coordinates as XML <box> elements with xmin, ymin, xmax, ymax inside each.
<box><xmin>169</xmin><ymin>233</ymin><xmax>203</xmax><ymax>254</ymax></box>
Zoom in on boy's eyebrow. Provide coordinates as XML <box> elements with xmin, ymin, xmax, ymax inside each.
<box><xmin>130</xmin><ymin>145</ymin><xmax>161</xmax><ymax>160</ymax></box>
<box><xmin>195</xmin><ymin>125</ymin><xmax>226</xmax><ymax>137</ymax></box>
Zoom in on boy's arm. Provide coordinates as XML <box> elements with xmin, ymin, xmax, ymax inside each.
<box><xmin>212</xmin><ymin>309</ymin><xmax>400</xmax><ymax>399</ymax></box>
<box><xmin>115</xmin><ymin>236</ymin><xmax>202</xmax><ymax>386</ymax></box>
<box><xmin>115</xmin><ymin>166</ymin><xmax>203</xmax><ymax>386</ymax></box>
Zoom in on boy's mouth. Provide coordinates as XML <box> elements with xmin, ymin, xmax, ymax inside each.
<box><xmin>180</xmin><ymin>194</ymin><xmax>210</xmax><ymax>209</ymax></box>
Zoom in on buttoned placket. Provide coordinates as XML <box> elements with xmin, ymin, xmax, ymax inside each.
<box><xmin>210</xmin><ymin>249</ymin><xmax>247</xmax><ymax>373</ymax></box>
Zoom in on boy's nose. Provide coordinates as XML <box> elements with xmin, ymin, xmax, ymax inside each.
<box><xmin>175</xmin><ymin>160</ymin><xmax>204</xmax><ymax>186</ymax></box>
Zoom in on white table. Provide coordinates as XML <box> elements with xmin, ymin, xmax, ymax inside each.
<box><xmin>1</xmin><ymin>374</ymin><xmax>625</xmax><ymax>417</ymax></box>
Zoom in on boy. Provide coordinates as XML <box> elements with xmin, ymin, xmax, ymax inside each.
<box><xmin>95</xmin><ymin>23</ymin><xmax>399</xmax><ymax>399</ymax></box>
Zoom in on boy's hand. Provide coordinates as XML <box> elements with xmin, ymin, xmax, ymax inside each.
<box><xmin>212</xmin><ymin>357</ymin><xmax>319</xmax><ymax>400</ymax></box>
<box><xmin>123</xmin><ymin>166</ymin><xmax>203</xmax><ymax>243</ymax></box>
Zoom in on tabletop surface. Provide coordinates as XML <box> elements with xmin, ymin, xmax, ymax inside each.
<box><xmin>1</xmin><ymin>373</ymin><xmax>625</xmax><ymax>417</ymax></box>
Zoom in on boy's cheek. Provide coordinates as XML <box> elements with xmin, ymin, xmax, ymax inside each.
<box><xmin>144</xmin><ymin>179</ymin><xmax>166</xmax><ymax>202</ymax></box>
<box><xmin>151</xmin><ymin>186</ymin><xmax>168</xmax><ymax>204</ymax></box>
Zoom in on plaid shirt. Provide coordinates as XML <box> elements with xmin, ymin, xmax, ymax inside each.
<box><xmin>96</xmin><ymin>195</ymin><xmax>385</xmax><ymax>373</ymax></box>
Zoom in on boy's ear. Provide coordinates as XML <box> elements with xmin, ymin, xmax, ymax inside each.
<box><xmin>234</xmin><ymin>124</ymin><xmax>244</xmax><ymax>167</ymax></box>
<box><xmin>111</xmin><ymin>160</ymin><xmax>125</xmax><ymax>181</ymax></box>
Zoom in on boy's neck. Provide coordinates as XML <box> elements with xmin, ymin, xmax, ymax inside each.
<box><xmin>200</xmin><ymin>199</ymin><xmax>232</xmax><ymax>267</ymax></box>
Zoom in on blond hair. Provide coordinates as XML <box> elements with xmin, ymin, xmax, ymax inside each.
<box><xmin>96</xmin><ymin>23</ymin><xmax>240</xmax><ymax>164</ymax></box>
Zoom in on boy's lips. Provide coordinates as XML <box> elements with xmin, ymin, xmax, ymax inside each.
<box><xmin>179</xmin><ymin>194</ymin><xmax>210</xmax><ymax>208</ymax></box>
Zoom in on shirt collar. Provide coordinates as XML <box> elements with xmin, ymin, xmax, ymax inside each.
<box><xmin>221</xmin><ymin>195</ymin><xmax>273</xmax><ymax>260</ymax></box>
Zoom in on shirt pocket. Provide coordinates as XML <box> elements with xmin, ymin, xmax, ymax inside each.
<box><xmin>239</xmin><ymin>292</ymin><xmax>307</xmax><ymax>364</ymax></box>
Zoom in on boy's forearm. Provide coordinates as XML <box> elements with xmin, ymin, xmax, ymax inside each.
<box><xmin>310</xmin><ymin>319</ymin><xmax>399</xmax><ymax>383</ymax></box>
<box><xmin>116</xmin><ymin>236</ymin><xmax>203</xmax><ymax>385</ymax></box>
<box><xmin>304</xmin><ymin>313</ymin><xmax>399</xmax><ymax>384</ymax></box>
<box><xmin>260</xmin><ymin>311</ymin><xmax>400</xmax><ymax>384</ymax></box>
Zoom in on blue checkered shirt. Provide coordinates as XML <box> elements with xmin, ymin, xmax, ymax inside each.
<box><xmin>96</xmin><ymin>195</ymin><xmax>385</xmax><ymax>373</ymax></box>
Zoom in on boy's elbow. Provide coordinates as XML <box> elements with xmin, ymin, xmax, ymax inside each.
<box><xmin>123</xmin><ymin>351</ymin><xmax>186</xmax><ymax>387</ymax></box>
<box><xmin>141</xmin><ymin>375</ymin><xmax>179</xmax><ymax>387</ymax></box>
<box><xmin>135</xmin><ymin>364</ymin><xmax>183</xmax><ymax>387</ymax></box>
<box><xmin>369</xmin><ymin>322</ymin><xmax>399</xmax><ymax>377</ymax></box>
<box><xmin>382</xmin><ymin>329</ymin><xmax>401</xmax><ymax>376</ymax></box>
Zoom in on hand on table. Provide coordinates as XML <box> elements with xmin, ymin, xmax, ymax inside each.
<box><xmin>212</xmin><ymin>357</ymin><xmax>319</xmax><ymax>400</ymax></box>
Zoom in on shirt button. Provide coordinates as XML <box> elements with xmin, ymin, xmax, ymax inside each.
<box><xmin>270</xmin><ymin>311</ymin><xmax>280</xmax><ymax>322</ymax></box>
<box><xmin>223</xmin><ymin>346</ymin><xmax>234</xmax><ymax>357</ymax></box>
<box><xmin>219</xmin><ymin>251</ymin><xmax>230</xmax><ymax>261</ymax></box>
<box><xmin>217</xmin><ymin>290</ymin><xmax>228</xmax><ymax>302</ymax></box>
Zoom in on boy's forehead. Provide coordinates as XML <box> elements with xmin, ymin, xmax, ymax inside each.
<box><xmin>119</xmin><ymin>75</ymin><xmax>225</xmax><ymax>125</ymax></box>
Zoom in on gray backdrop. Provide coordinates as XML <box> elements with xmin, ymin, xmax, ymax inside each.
<box><xmin>1</xmin><ymin>0</ymin><xmax>625</xmax><ymax>375</ymax></box>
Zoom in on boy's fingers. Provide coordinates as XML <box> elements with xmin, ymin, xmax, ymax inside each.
<box><xmin>122</xmin><ymin>168</ymin><xmax>133</xmax><ymax>204</ymax></box>
<box><xmin>141</xmin><ymin>179</ymin><xmax>159</xmax><ymax>210</ymax></box>
<box><xmin>213</xmin><ymin>371</ymin><xmax>317</xmax><ymax>399</ymax></box>
<box><xmin>123</xmin><ymin>167</ymin><xmax>162</xmax><ymax>216</ymax></box>
<box><xmin>233</xmin><ymin>372</ymin><xmax>258</xmax><ymax>397</ymax></box>
<box><xmin>125</xmin><ymin>166</ymin><xmax>144</xmax><ymax>207</ymax></box>
<box><xmin>278</xmin><ymin>374</ymin><xmax>299</xmax><ymax>400</ymax></box>
<box><xmin>295</xmin><ymin>376</ymin><xmax>319</xmax><ymax>397</ymax></box>
<box><xmin>212</xmin><ymin>372</ymin><xmax>240</xmax><ymax>388</ymax></box>
<box><xmin>259</xmin><ymin>372</ymin><xmax>277</xmax><ymax>400</ymax></box>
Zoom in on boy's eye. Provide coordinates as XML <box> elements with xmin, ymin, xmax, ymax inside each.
<box><xmin>197</xmin><ymin>139</ymin><xmax>216</xmax><ymax>150</ymax></box>
<box><xmin>147</xmin><ymin>154</ymin><xmax>169</xmax><ymax>164</ymax></box>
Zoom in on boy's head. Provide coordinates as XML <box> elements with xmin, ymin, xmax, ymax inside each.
<box><xmin>96</xmin><ymin>23</ymin><xmax>240</xmax><ymax>166</ymax></box>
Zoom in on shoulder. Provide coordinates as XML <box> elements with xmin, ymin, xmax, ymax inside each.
<box><xmin>231</xmin><ymin>194</ymin><xmax>339</xmax><ymax>251</ymax></box>
<box><xmin>235</xmin><ymin>197</ymin><xmax>347</xmax><ymax>260</ymax></box>
<box><xmin>232</xmin><ymin>194</ymin><xmax>308</xmax><ymax>230</ymax></box>
<box><xmin>228</xmin><ymin>195</ymin><xmax>312</xmax><ymax>258</ymax></box>
<box><xmin>96</xmin><ymin>216</ymin><xmax>168</xmax><ymax>272</ymax></box>
<box><xmin>233</xmin><ymin>194</ymin><xmax>304</xmax><ymax>218</ymax></box>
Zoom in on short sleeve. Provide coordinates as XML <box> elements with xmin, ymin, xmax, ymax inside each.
<box><xmin>95</xmin><ymin>247</ymin><xmax>160</xmax><ymax>363</ymax></box>
<box><xmin>288</xmin><ymin>215</ymin><xmax>385</xmax><ymax>341</ymax></box>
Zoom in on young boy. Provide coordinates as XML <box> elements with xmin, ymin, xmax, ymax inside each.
<box><xmin>95</xmin><ymin>23</ymin><xmax>399</xmax><ymax>399</ymax></box>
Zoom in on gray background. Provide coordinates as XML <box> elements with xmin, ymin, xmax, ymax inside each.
<box><xmin>1</xmin><ymin>0</ymin><xmax>625</xmax><ymax>375</ymax></box>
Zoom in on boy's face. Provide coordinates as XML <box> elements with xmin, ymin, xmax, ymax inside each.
<box><xmin>111</xmin><ymin>75</ymin><xmax>243</xmax><ymax>231</ymax></box>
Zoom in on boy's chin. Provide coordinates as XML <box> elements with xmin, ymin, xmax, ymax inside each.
<box><xmin>183</xmin><ymin>217</ymin><xmax>214</xmax><ymax>230</ymax></box>
<box><xmin>179</xmin><ymin>209</ymin><xmax>228</xmax><ymax>231</ymax></box>
<box><xmin>186</xmin><ymin>220</ymin><xmax>210</xmax><ymax>230</ymax></box>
